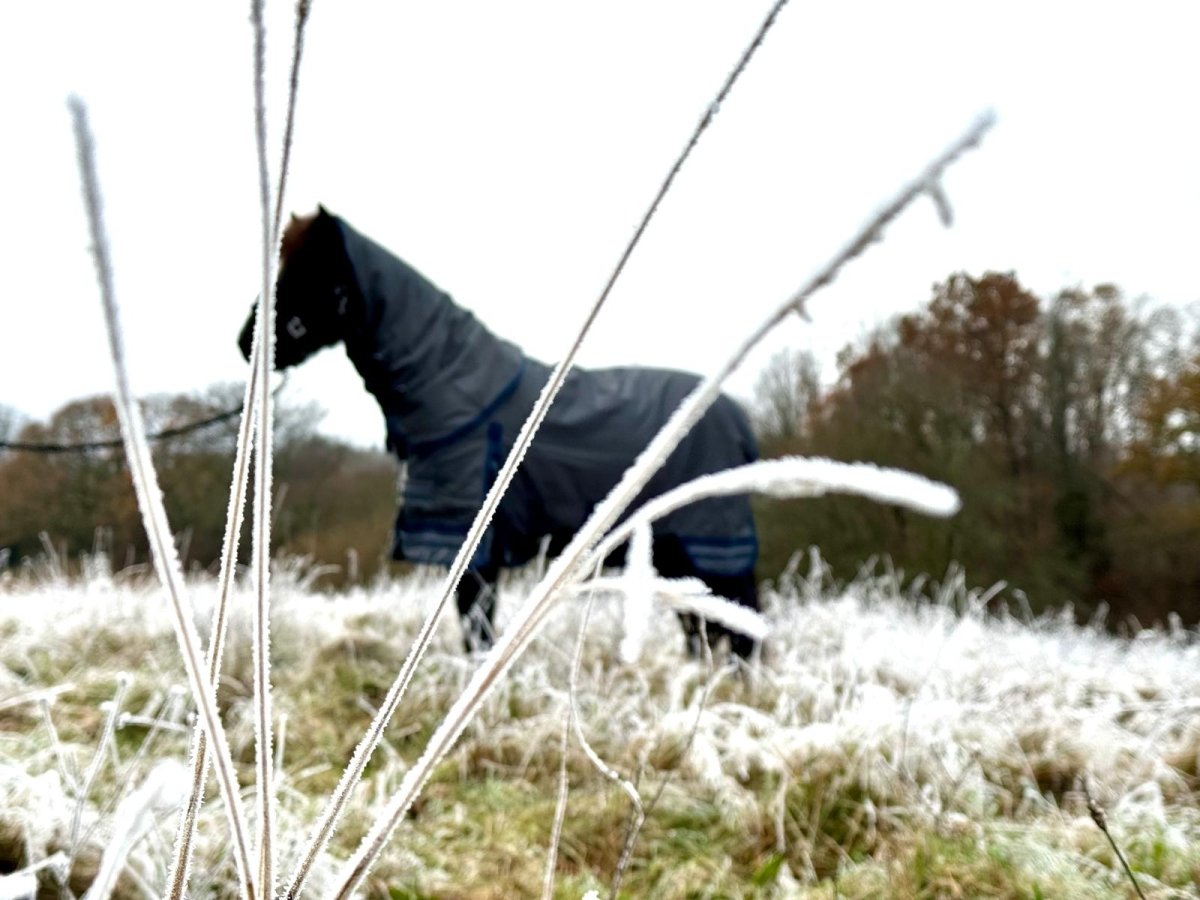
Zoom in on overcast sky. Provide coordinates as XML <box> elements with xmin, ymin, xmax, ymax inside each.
<box><xmin>2</xmin><ymin>2</ymin><xmax>1197</xmax><ymax>448</ymax></box>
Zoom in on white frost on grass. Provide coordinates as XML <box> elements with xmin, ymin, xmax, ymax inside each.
<box><xmin>618</xmin><ymin>523</ymin><xmax>655</xmax><ymax>664</ymax></box>
<box><xmin>0</xmin><ymin>872</ymin><xmax>37</xmax><ymax>900</ymax></box>
<box><xmin>2</xmin><ymin>557</ymin><xmax>1199</xmax><ymax>895</ymax></box>
<box><xmin>677</xmin><ymin>457</ymin><xmax>962</xmax><ymax>515</ymax></box>
<box><xmin>596</xmin><ymin>458</ymin><xmax>959</xmax><ymax>569</ymax></box>
<box><xmin>588</xmin><ymin>566</ymin><xmax>770</xmax><ymax>665</ymax></box>
<box><xmin>83</xmin><ymin>761</ymin><xmax>189</xmax><ymax>900</ymax></box>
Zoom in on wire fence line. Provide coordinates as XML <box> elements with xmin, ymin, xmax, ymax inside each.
<box><xmin>0</xmin><ymin>380</ymin><xmax>290</xmax><ymax>455</ymax></box>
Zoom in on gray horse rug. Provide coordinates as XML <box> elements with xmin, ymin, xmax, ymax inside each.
<box><xmin>240</xmin><ymin>207</ymin><xmax>760</xmax><ymax>652</ymax></box>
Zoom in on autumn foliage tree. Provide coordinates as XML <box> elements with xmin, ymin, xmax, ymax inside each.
<box><xmin>1109</xmin><ymin>347</ymin><xmax>1200</xmax><ymax>620</ymax></box>
<box><xmin>753</xmin><ymin>272</ymin><xmax>1200</xmax><ymax>624</ymax></box>
<box><xmin>6</xmin><ymin>278</ymin><xmax>1196</xmax><ymax>621</ymax></box>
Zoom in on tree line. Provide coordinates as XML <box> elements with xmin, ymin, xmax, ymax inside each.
<box><xmin>752</xmin><ymin>272</ymin><xmax>1199</xmax><ymax>625</ymax></box>
<box><xmin>0</xmin><ymin>387</ymin><xmax>399</xmax><ymax>587</ymax></box>
<box><xmin>2</xmin><ymin>270</ymin><xmax>1196</xmax><ymax>624</ymax></box>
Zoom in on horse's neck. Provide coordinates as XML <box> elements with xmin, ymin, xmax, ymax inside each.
<box><xmin>335</xmin><ymin>220</ymin><xmax>525</xmax><ymax>447</ymax></box>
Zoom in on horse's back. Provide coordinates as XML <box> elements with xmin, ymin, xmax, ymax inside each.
<box><xmin>496</xmin><ymin>362</ymin><xmax>757</xmax><ymax>570</ymax></box>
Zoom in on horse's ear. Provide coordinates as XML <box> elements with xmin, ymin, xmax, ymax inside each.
<box><xmin>280</xmin><ymin>209</ymin><xmax>320</xmax><ymax>267</ymax></box>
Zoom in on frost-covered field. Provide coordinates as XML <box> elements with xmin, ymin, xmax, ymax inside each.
<box><xmin>2</xmin><ymin>557</ymin><xmax>1199</xmax><ymax>899</ymax></box>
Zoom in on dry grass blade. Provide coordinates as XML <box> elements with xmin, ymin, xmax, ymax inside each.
<box><xmin>579</xmin><ymin>575</ymin><xmax>767</xmax><ymax>657</ymax></box>
<box><xmin>169</xmin><ymin>1</ymin><xmax>314</xmax><ymax>881</ymax></box>
<box><xmin>611</xmin><ymin>653</ymin><xmax>719</xmax><ymax>900</ymax></box>
<box><xmin>85</xmin><ymin>687</ymin><xmax>188</xmax><ymax>850</ymax></box>
<box><xmin>249</xmin><ymin>0</ymin><xmax>279</xmax><ymax>893</ymax></box>
<box><xmin>68</xmin><ymin>675</ymin><xmax>129</xmax><ymax>863</ymax></box>
<box><xmin>540</xmin><ymin>588</ymin><xmax>598</xmax><ymax>900</ymax></box>
<box><xmin>283</xmin><ymin>5</ymin><xmax>793</xmax><ymax>895</ymax></box>
<box><xmin>541</xmin><ymin>709</ymin><xmax>572</xmax><ymax>900</ymax></box>
<box><xmin>0</xmin><ymin>685</ymin><xmax>74</xmax><ymax>714</ymax></box>
<box><xmin>166</xmin><ymin>322</ymin><xmax>261</xmax><ymax>900</ymax></box>
<box><xmin>272</xmin><ymin>0</ymin><xmax>313</xmax><ymax>238</ymax></box>
<box><xmin>82</xmin><ymin>762</ymin><xmax>189</xmax><ymax>900</ymax></box>
<box><xmin>39</xmin><ymin>697</ymin><xmax>80</xmax><ymax>796</ymax></box>
<box><xmin>68</xmin><ymin>96</ymin><xmax>256</xmax><ymax>900</ymax></box>
<box><xmin>241</xmin><ymin>0</ymin><xmax>315</xmax><ymax>894</ymax></box>
<box><xmin>590</xmin><ymin>456</ymin><xmax>962</xmax><ymax>568</ymax></box>
<box><xmin>326</xmin><ymin>110</ymin><xmax>997</xmax><ymax>898</ymax></box>
<box><xmin>1084</xmin><ymin>779</ymin><xmax>1147</xmax><ymax>900</ymax></box>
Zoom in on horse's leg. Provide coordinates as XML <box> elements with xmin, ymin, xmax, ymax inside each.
<box><xmin>456</xmin><ymin>559</ymin><xmax>499</xmax><ymax>653</ymax></box>
<box><xmin>650</xmin><ymin>536</ymin><xmax>708</xmax><ymax>659</ymax></box>
<box><xmin>699</xmin><ymin>569</ymin><xmax>760</xmax><ymax>661</ymax></box>
<box><xmin>653</xmin><ymin>535</ymin><xmax>760</xmax><ymax>661</ymax></box>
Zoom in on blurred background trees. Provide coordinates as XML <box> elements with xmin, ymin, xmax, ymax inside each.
<box><xmin>753</xmin><ymin>271</ymin><xmax>1200</xmax><ymax>624</ymax></box>
<box><xmin>0</xmin><ymin>387</ymin><xmax>398</xmax><ymax>587</ymax></box>
<box><xmin>2</xmin><ymin>272</ymin><xmax>1197</xmax><ymax>623</ymax></box>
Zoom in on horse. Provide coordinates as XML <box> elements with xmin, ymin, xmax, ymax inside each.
<box><xmin>239</xmin><ymin>207</ymin><xmax>761</xmax><ymax>657</ymax></box>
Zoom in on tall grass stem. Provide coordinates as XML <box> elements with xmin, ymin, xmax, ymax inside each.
<box><xmin>39</xmin><ymin>698</ymin><xmax>79</xmax><ymax>795</ymax></box>
<box><xmin>166</xmin><ymin>338</ymin><xmax>261</xmax><ymax>900</ymax></box>
<box><xmin>86</xmin><ymin>688</ymin><xmax>186</xmax><ymax>850</ymax></box>
<box><xmin>589</xmin><ymin>457</ymin><xmax>962</xmax><ymax>570</ymax></box>
<box><xmin>327</xmin><ymin>109</ymin><xmax>995</xmax><ymax>897</ymax></box>
<box><xmin>611</xmin><ymin>638</ymin><xmax>719</xmax><ymax>899</ymax></box>
<box><xmin>249</xmin><ymin>0</ymin><xmax>280</xmax><ymax>893</ymax></box>
<box><xmin>1084</xmin><ymin>780</ymin><xmax>1147</xmax><ymax>900</ymax></box>
<box><xmin>68</xmin><ymin>675</ymin><xmax>129</xmax><ymax>863</ymax></box>
<box><xmin>68</xmin><ymin>96</ymin><xmax>256</xmax><ymax>900</ymax></box>
<box><xmin>540</xmin><ymin>591</ymin><xmax>597</xmax><ymax>900</ymax></box>
<box><xmin>272</xmin><ymin>0</ymin><xmax>313</xmax><ymax>240</ymax></box>
<box><xmin>284</xmin><ymin>5</ymin><xmax>792</xmax><ymax>894</ymax></box>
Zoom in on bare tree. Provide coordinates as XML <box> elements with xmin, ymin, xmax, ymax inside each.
<box><xmin>752</xmin><ymin>347</ymin><xmax>821</xmax><ymax>446</ymax></box>
<box><xmin>0</xmin><ymin>404</ymin><xmax>23</xmax><ymax>444</ymax></box>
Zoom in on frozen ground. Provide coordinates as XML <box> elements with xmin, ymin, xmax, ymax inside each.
<box><xmin>2</xmin><ymin>555</ymin><xmax>1199</xmax><ymax>898</ymax></box>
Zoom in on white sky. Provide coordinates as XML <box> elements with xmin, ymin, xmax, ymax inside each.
<box><xmin>1</xmin><ymin>2</ymin><xmax>1197</xmax><ymax>448</ymax></box>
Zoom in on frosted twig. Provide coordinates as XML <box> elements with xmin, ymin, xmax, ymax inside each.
<box><xmin>541</xmin><ymin>706</ymin><xmax>572</xmax><ymax>900</ymax></box>
<box><xmin>68</xmin><ymin>96</ymin><xmax>256</xmax><ymax>900</ymax></box>
<box><xmin>579</xmin><ymin>451</ymin><xmax>965</xmax><ymax>648</ymax></box>
<box><xmin>39</xmin><ymin>698</ymin><xmax>79</xmax><ymax>794</ymax></box>
<box><xmin>0</xmin><ymin>683</ymin><xmax>75</xmax><ymax>713</ymax></box>
<box><xmin>167</xmin><ymin>332</ymin><xmax>260</xmax><ymax>900</ymax></box>
<box><xmin>1084</xmin><ymin>778</ymin><xmax>1146</xmax><ymax>900</ymax></box>
<box><xmin>169</xmin><ymin>2</ymin><xmax>317</xmax><ymax>880</ymax></box>
<box><xmin>541</xmin><ymin>585</ymin><xmax>599</xmax><ymax>900</ymax></box>
<box><xmin>167</xmin><ymin>330</ymin><xmax>260</xmax><ymax>900</ymax></box>
<box><xmin>272</xmin><ymin>0</ymin><xmax>313</xmax><ymax>240</ymax></box>
<box><xmin>115</xmin><ymin>713</ymin><xmax>188</xmax><ymax>735</ymax></box>
<box><xmin>927</xmin><ymin>178</ymin><xmax>953</xmax><ymax>227</ymax></box>
<box><xmin>287</xmin><ymin>5</ymin><xmax>792</xmax><ymax>895</ymax></box>
<box><xmin>249</xmin><ymin>0</ymin><xmax>278</xmax><ymax>894</ymax></box>
<box><xmin>172</xmin><ymin>0</ymin><xmax>298</xmax><ymax>876</ymax></box>
<box><xmin>570</xmin><ymin>700</ymin><xmax>641</xmax><ymax>809</ymax></box>
<box><xmin>69</xmin><ymin>675</ymin><xmax>129</xmax><ymax>858</ymax></box>
<box><xmin>611</xmin><ymin>661</ymin><xmax>721</xmax><ymax>900</ymax></box>
<box><xmin>326</xmin><ymin>110</ymin><xmax>995</xmax><ymax>897</ymax></box>
<box><xmin>582</xmin><ymin>576</ymin><xmax>768</xmax><ymax>646</ymax></box>
<box><xmin>562</xmin><ymin>588</ymin><xmax>645</xmax><ymax>898</ymax></box>
<box><xmin>618</xmin><ymin>524</ymin><xmax>655</xmax><ymax>663</ymax></box>
<box><xmin>85</xmin><ymin>688</ymin><xmax>188</xmax><ymax>850</ymax></box>
<box><xmin>82</xmin><ymin>761</ymin><xmax>189</xmax><ymax>900</ymax></box>
<box><xmin>590</xmin><ymin>456</ymin><xmax>962</xmax><ymax>570</ymax></box>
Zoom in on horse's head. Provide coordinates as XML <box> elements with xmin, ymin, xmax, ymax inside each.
<box><xmin>238</xmin><ymin>207</ymin><xmax>351</xmax><ymax>369</ymax></box>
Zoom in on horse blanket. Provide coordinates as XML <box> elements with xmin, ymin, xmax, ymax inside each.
<box><xmin>263</xmin><ymin>209</ymin><xmax>759</xmax><ymax>580</ymax></box>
